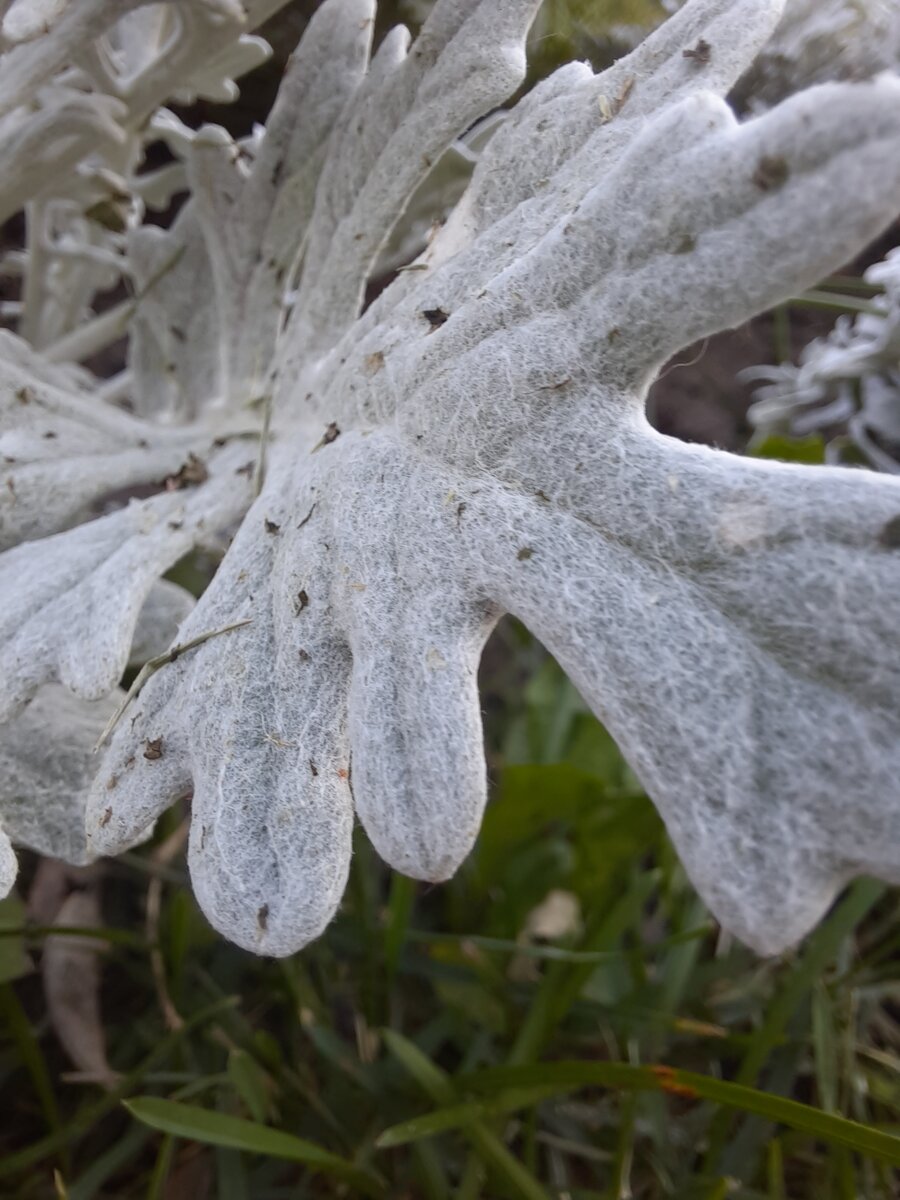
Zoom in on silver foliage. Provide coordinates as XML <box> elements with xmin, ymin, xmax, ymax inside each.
<box><xmin>747</xmin><ymin>248</ymin><xmax>900</xmax><ymax>472</ymax></box>
<box><xmin>0</xmin><ymin>0</ymin><xmax>899</xmax><ymax>958</ymax></box>
<box><xmin>0</xmin><ymin>686</ymin><xmax>123</xmax><ymax>868</ymax></box>
<box><xmin>740</xmin><ymin>1</ymin><xmax>900</xmax><ymax>471</ymax></box>
<box><xmin>738</xmin><ymin>0</ymin><xmax>900</xmax><ymax>109</ymax></box>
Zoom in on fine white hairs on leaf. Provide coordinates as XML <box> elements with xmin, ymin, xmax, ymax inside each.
<box><xmin>746</xmin><ymin>247</ymin><xmax>900</xmax><ymax>471</ymax></box>
<box><xmin>0</xmin><ymin>685</ymin><xmax>152</xmax><ymax>897</ymax></box>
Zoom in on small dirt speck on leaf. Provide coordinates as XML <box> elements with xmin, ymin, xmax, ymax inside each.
<box><xmin>683</xmin><ymin>38</ymin><xmax>711</xmax><ymax>64</ymax></box>
<box><xmin>753</xmin><ymin>155</ymin><xmax>789</xmax><ymax>191</ymax></box>
<box><xmin>143</xmin><ymin>737</ymin><xmax>163</xmax><ymax>761</ymax></box>
<box><xmin>164</xmin><ymin>453</ymin><xmax>208</xmax><ymax>491</ymax></box>
<box><xmin>422</xmin><ymin>307</ymin><xmax>449</xmax><ymax>331</ymax></box>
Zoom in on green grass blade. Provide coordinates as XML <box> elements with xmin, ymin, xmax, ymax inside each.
<box><xmin>124</xmin><ymin>1098</ymin><xmax>383</xmax><ymax>1195</ymax></box>
<box><xmin>145</xmin><ymin>1133</ymin><xmax>175</xmax><ymax>1200</ymax></box>
<box><xmin>377</xmin><ymin>1087</ymin><xmax>569</xmax><ymax>1148</ymax></box>
<box><xmin>790</xmin><ymin>289</ymin><xmax>882</xmax><ymax>316</ymax></box>
<box><xmin>378</xmin><ymin>1062</ymin><xmax>900</xmax><ymax>1166</ymax></box>
<box><xmin>508</xmin><ymin>872</ymin><xmax>660</xmax><ymax>1067</ymax></box>
<box><xmin>382</xmin><ymin>1029</ymin><xmax>454</xmax><ymax>1104</ymax></box>
<box><xmin>410</xmin><ymin>1141</ymin><xmax>453</xmax><ymax>1200</ymax></box>
<box><xmin>384</xmin><ymin>873</ymin><xmax>416</xmax><ymax>982</ymax></box>
<box><xmin>382</xmin><ymin>1030</ymin><xmax>552</xmax><ymax>1200</ymax></box>
<box><xmin>767</xmin><ymin>1137</ymin><xmax>786</xmax><ymax>1200</ymax></box>
<box><xmin>227</xmin><ymin>1048</ymin><xmax>270</xmax><ymax>1123</ymax></box>
<box><xmin>741</xmin><ymin>882</ymin><xmax>882</xmax><ymax>1089</ymax></box>
<box><xmin>705</xmin><ymin>879</ymin><xmax>883</xmax><ymax>1169</ymax></box>
<box><xmin>0</xmin><ymin>982</ymin><xmax>62</xmax><ymax>1138</ymax></box>
<box><xmin>0</xmin><ymin>997</ymin><xmax>238</xmax><ymax>1180</ymax></box>
<box><xmin>607</xmin><ymin>1090</ymin><xmax>637</xmax><ymax>1200</ymax></box>
<box><xmin>67</xmin><ymin>1125</ymin><xmax>150</xmax><ymax>1200</ymax></box>
<box><xmin>215</xmin><ymin>1147</ymin><xmax>249</xmax><ymax>1200</ymax></box>
<box><xmin>464</xmin><ymin>1121</ymin><xmax>554</xmax><ymax>1200</ymax></box>
<box><xmin>812</xmin><ymin>981</ymin><xmax>838</xmax><ymax>1114</ymax></box>
<box><xmin>0</xmin><ymin>896</ymin><xmax>31</xmax><ymax>983</ymax></box>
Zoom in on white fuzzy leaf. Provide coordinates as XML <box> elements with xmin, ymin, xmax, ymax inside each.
<box><xmin>86</xmin><ymin>2</ymin><xmax>900</xmax><ymax>957</ymax></box>
<box><xmin>185</xmin><ymin>0</ymin><xmax>375</xmax><ymax>405</ymax></box>
<box><xmin>0</xmin><ymin>88</ymin><xmax>124</xmax><ymax>225</ymax></box>
<box><xmin>748</xmin><ymin>246</ymin><xmax>900</xmax><ymax>471</ymax></box>
<box><xmin>0</xmin><ymin>686</ymin><xmax>121</xmax><ymax>868</ymax></box>
<box><xmin>0</xmin><ymin>0</ymin><xmax>273</xmax><ymax>203</ymax></box>
<box><xmin>0</xmin><ymin>330</ymin><xmax>224</xmax><ymax>548</ymax></box>
<box><xmin>435</xmin><ymin>0</ymin><xmax>785</xmax><ymax>258</ymax></box>
<box><xmin>174</xmin><ymin>34</ymin><xmax>272</xmax><ymax>104</ymax></box>
<box><xmin>0</xmin><ymin>441</ymin><xmax>255</xmax><ymax>719</ymax></box>
<box><xmin>0</xmin><ymin>0</ymin><xmax>896</xmax><ymax>961</ymax></box>
<box><xmin>282</xmin><ymin>0</ymin><xmax>543</xmax><ymax>365</ymax></box>
<box><xmin>128</xmin><ymin>0</ymin><xmax>374</xmax><ymax>415</ymax></box>
<box><xmin>0</xmin><ymin>0</ymin><xmax>269</xmax><ymax>108</ymax></box>
<box><xmin>0</xmin><ymin>829</ymin><xmax>16</xmax><ymax>900</ymax></box>
<box><xmin>126</xmin><ymin>208</ymin><xmax>225</xmax><ymax>421</ymax></box>
<box><xmin>2</xmin><ymin>0</ymin><xmax>69</xmax><ymax>45</ymax></box>
<box><xmin>738</xmin><ymin>0</ymin><xmax>900</xmax><ymax>109</ymax></box>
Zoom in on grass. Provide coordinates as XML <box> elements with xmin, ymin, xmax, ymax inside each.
<box><xmin>2</xmin><ymin>625</ymin><xmax>900</xmax><ymax>1198</ymax></box>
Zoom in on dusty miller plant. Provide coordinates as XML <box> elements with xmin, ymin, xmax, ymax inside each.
<box><xmin>747</xmin><ymin>249</ymin><xmax>900</xmax><ymax>472</ymax></box>
<box><xmin>735</xmin><ymin>0</ymin><xmax>900</xmax><ymax>110</ymax></box>
<box><xmin>1</xmin><ymin>0</ymin><xmax>900</xmax><ymax>958</ymax></box>
<box><xmin>738</xmin><ymin>0</ymin><xmax>900</xmax><ymax>470</ymax></box>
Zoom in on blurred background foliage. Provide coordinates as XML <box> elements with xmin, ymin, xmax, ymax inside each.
<box><xmin>523</xmin><ymin>0</ymin><xmax>669</xmax><ymax>77</ymax></box>
<box><xmin>3</xmin><ymin>1</ymin><xmax>900</xmax><ymax>1197</ymax></box>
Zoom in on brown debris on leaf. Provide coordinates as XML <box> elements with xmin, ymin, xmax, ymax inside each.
<box><xmin>752</xmin><ymin>154</ymin><xmax>790</xmax><ymax>191</ymax></box>
<box><xmin>311</xmin><ymin>422</ymin><xmax>342</xmax><ymax>452</ymax></box>
<box><xmin>683</xmin><ymin>38</ymin><xmax>712</xmax><ymax>64</ymax></box>
<box><xmin>164</xmin><ymin>454</ymin><xmax>209</xmax><ymax>491</ymax></box>
<box><xmin>422</xmin><ymin>307</ymin><xmax>450</xmax><ymax>331</ymax></box>
<box><xmin>143</xmin><ymin>737</ymin><xmax>164</xmax><ymax>760</ymax></box>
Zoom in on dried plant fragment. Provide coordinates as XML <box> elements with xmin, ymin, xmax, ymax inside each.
<box><xmin>43</xmin><ymin>888</ymin><xmax>118</xmax><ymax>1089</ymax></box>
